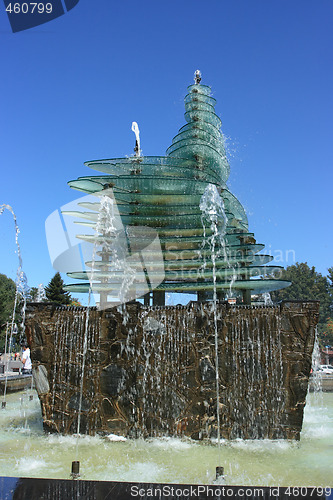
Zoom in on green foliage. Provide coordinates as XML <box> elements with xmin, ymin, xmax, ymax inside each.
<box><xmin>0</xmin><ymin>273</ymin><xmax>16</xmax><ymax>326</ymax></box>
<box><xmin>28</xmin><ymin>287</ymin><xmax>39</xmax><ymax>301</ymax></box>
<box><xmin>271</xmin><ymin>262</ymin><xmax>333</xmax><ymax>343</ymax></box>
<box><xmin>0</xmin><ymin>274</ymin><xmax>19</xmax><ymax>350</ymax></box>
<box><xmin>321</xmin><ymin>318</ymin><xmax>333</xmax><ymax>346</ymax></box>
<box><xmin>27</xmin><ymin>286</ymin><xmax>47</xmax><ymax>302</ymax></box>
<box><xmin>70</xmin><ymin>297</ymin><xmax>82</xmax><ymax>307</ymax></box>
<box><xmin>45</xmin><ymin>272</ymin><xmax>71</xmax><ymax>305</ymax></box>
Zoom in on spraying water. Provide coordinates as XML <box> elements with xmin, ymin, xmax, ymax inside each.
<box><xmin>194</xmin><ymin>69</ymin><xmax>202</xmax><ymax>85</ymax></box>
<box><xmin>132</xmin><ymin>122</ymin><xmax>141</xmax><ymax>157</ymax></box>
<box><xmin>309</xmin><ymin>328</ymin><xmax>323</xmax><ymax>405</ymax></box>
<box><xmin>262</xmin><ymin>292</ymin><xmax>273</xmax><ymax>306</ymax></box>
<box><xmin>200</xmin><ymin>184</ymin><xmax>228</xmax><ymax>456</ymax></box>
<box><xmin>0</xmin><ymin>204</ymin><xmax>29</xmax><ymax>405</ymax></box>
<box><xmin>36</xmin><ymin>284</ymin><xmax>46</xmax><ymax>302</ymax></box>
<box><xmin>75</xmin><ymin>191</ymin><xmax>136</xmax><ymax>460</ymax></box>
<box><xmin>86</xmin><ymin>193</ymin><xmax>136</xmax><ymax>308</ymax></box>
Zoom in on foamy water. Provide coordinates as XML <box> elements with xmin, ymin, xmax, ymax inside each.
<box><xmin>0</xmin><ymin>389</ymin><xmax>332</xmax><ymax>486</ymax></box>
<box><xmin>16</xmin><ymin>457</ymin><xmax>48</xmax><ymax>473</ymax></box>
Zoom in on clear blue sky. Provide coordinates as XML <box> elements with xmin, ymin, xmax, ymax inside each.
<box><xmin>0</xmin><ymin>0</ymin><xmax>332</xmax><ymax>296</ymax></box>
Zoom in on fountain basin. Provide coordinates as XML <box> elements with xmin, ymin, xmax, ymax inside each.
<box><xmin>0</xmin><ymin>373</ymin><xmax>32</xmax><ymax>394</ymax></box>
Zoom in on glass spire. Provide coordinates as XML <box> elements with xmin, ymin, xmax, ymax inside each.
<box><xmin>64</xmin><ymin>74</ymin><xmax>291</xmax><ymax>303</ymax></box>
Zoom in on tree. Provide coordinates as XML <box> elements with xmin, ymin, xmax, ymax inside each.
<box><xmin>322</xmin><ymin>318</ymin><xmax>333</xmax><ymax>347</ymax></box>
<box><xmin>28</xmin><ymin>287</ymin><xmax>39</xmax><ymax>301</ymax></box>
<box><xmin>0</xmin><ymin>273</ymin><xmax>23</xmax><ymax>351</ymax></box>
<box><xmin>271</xmin><ymin>262</ymin><xmax>332</xmax><ymax>339</ymax></box>
<box><xmin>0</xmin><ymin>273</ymin><xmax>16</xmax><ymax>326</ymax></box>
<box><xmin>45</xmin><ymin>272</ymin><xmax>71</xmax><ymax>305</ymax></box>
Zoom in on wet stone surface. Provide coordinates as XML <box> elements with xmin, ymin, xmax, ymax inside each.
<box><xmin>25</xmin><ymin>300</ymin><xmax>319</xmax><ymax>439</ymax></box>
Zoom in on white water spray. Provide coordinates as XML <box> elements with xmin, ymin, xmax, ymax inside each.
<box><xmin>309</xmin><ymin>328</ymin><xmax>323</xmax><ymax>406</ymax></box>
<box><xmin>132</xmin><ymin>121</ymin><xmax>141</xmax><ymax>157</ymax></box>
<box><xmin>0</xmin><ymin>204</ymin><xmax>29</xmax><ymax>405</ymax></box>
<box><xmin>262</xmin><ymin>292</ymin><xmax>273</xmax><ymax>306</ymax></box>
<box><xmin>200</xmin><ymin>184</ymin><xmax>228</xmax><ymax>454</ymax></box>
<box><xmin>36</xmin><ymin>284</ymin><xmax>46</xmax><ymax>302</ymax></box>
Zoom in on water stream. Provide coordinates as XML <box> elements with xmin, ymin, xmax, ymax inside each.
<box><xmin>74</xmin><ymin>191</ymin><xmax>136</xmax><ymax>458</ymax></box>
<box><xmin>310</xmin><ymin>329</ymin><xmax>323</xmax><ymax>405</ymax></box>
<box><xmin>132</xmin><ymin>121</ymin><xmax>141</xmax><ymax>157</ymax></box>
<box><xmin>0</xmin><ymin>204</ymin><xmax>29</xmax><ymax>404</ymax></box>
<box><xmin>200</xmin><ymin>184</ymin><xmax>228</xmax><ymax>468</ymax></box>
<box><xmin>36</xmin><ymin>284</ymin><xmax>46</xmax><ymax>302</ymax></box>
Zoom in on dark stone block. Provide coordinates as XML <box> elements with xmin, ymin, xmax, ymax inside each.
<box><xmin>102</xmin><ymin>397</ymin><xmax>117</xmax><ymax>418</ymax></box>
<box><xmin>106</xmin><ymin>318</ymin><xmax>117</xmax><ymax>340</ymax></box>
<box><xmin>199</xmin><ymin>356</ymin><xmax>216</xmax><ymax>382</ymax></box>
<box><xmin>68</xmin><ymin>393</ymin><xmax>91</xmax><ymax>412</ymax></box>
<box><xmin>26</xmin><ymin>301</ymin><xmax>319</xmax><ymax>439</ymax></box>
<box><xmin>31</xmin><ymin>346</ymin><xmax>48</xmax><ymax>364</ymax></box>
<box><xmin>109</xmin><ymin>342</ymin><xmax>123</xmax><ymax>357</ymax></box>
<box><xmin>101</xmin><ymin>364</ymin><xmax>127</xmax><ymax>397</ymax></box>
<box><xmin>106</xmin><ymin>418</ymin><xmax>128</xmax><ymax>434</ymax></box>
<box><xmin>32</xmin><ymin>323</ymin><xmax>44</xmax><ymax>346</ymax></box>
<box><xmin>70</xmin><ymin>414</ymin><xmax>88</xmax><ymax>434</ymax></box>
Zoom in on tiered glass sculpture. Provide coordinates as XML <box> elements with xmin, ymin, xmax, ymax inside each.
<box><xmin>64</xmin><ymin>72</ymin><xmax>290</xmax><ymax>304</ymax></box>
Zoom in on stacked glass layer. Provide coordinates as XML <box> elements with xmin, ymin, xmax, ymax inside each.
<box><xmin>64</xmin><ymin>79</ymin><xmax>290</xmax><ymax>300</ymax></box>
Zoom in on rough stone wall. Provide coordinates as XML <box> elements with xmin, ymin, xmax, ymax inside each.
<box><xmin>25</xmin><ymin>300</ymin><xmax>319</xmax><ymax>440</ymax></box>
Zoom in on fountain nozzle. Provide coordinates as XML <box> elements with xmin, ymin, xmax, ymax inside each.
<box><xmin>71</xmin><ymin>460</ymin><xmax>80</xmax><ymax>479</ymax></box>
<box><xmin>216</xmin><ymin>466</ymin><xmax>224</xmax><ymax>480</ymax></box>
<box><xmin>194</xmin><ymin>70</ymin><xmax>202</xmax><ymax>84</ymax></box>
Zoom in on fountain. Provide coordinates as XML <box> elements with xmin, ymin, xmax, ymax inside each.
<box><xmin>25</xmin><ymin>73</ymin><xmax>319</xmax><ymax>442</ymax></box>
<box><xmin>36</xmin><ymin>284</ymin><xmax>46</xmax><ymax>303</ymax></box>
<box><xmin>0</xmin><ymin>204</ymin><xmax>30</xmax><ymax>402</ymax></box>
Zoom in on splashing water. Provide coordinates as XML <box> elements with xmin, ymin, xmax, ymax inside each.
<box><xmin>0</xmin><ymin>204</ymin><xmax>24</xmax><ymax>270</ymax></box>
<box><xmin>132</xmin><ymin>121</ymin><xmax>141</xmax><ymax>157</ymax></box>
<box><xmin>199</xmin><ymin>185</ymin><xmax>237</xmax><ymax>300</ymax></box>
<box><xmin>74</xmin><ymin>196</ymin><xmax>104</xmax><ymax>440</ymax></box>
<box><xmin>262</xmin><ymin>292</ymin><xmax>273</xmax><ymax>306</ymax></box>
<box><xmin>199</xmin><ymin>184</ymin><xmax>228</xmax><ymax>244</ymax></box>
<box><xmin>194</xmin><ymin>69</ymin><xmax>202</xmax><ymax>84</ymax></box>
<box><xmin>76</xmin><ymin>306</ymin><xmax>90</xmax><ymax>445</ymax></box>
<box><xmin>88</xmin><ymin>193</ymin><xmax>136</xmax><ymax>308</ymax></box>
<box><xmin>36</xmin><ymin>284</ymin><xmax>46</xmax><ymax>302</ymax></box>
<box><xmin>200</xmin><ymin>184</ymin><xmax>228</xmax><ymax>456</ymax></box>
<box><xmin>1</xmin><ymin>388</ymin><xmax>332</xmax><ymax>486</ymax></box>
<box><xmin>77</xmin><ymin>192</ymin><xmax>136</xmax><ymax>442</ymax></box>
<box><xmin>309</xmin><ymin>328</ymin><xmax>323</xmax><ymax>406</ymax></box>
<box><xmin>0</xmin><ymin>204</ymin><xmax>29</xmax><ymax>403</ymax></box>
